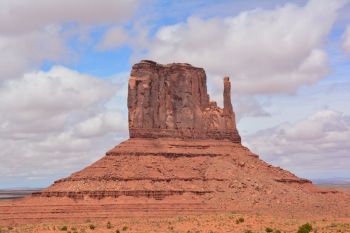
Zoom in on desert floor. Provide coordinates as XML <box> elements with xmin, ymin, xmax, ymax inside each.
<box><xmin>0</xmin><ymin>212</ymin><xmax>349</xmax><ymax>233</ymax></box>
<box><xmin>0</xmin><ymin>185</ymin><xmax>349</xmax><ymax>233</ymax></box>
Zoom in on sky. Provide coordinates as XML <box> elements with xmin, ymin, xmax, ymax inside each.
<box><xmin>0</xmin><ymin>0</ymin><xmax>350</xmax><ymax>188</ymax></box>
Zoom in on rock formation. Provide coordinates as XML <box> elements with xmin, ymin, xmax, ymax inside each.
<box><xmin>0</xmin><ymin>60</ymin><xmax>349</xmax><ymax>224</ymax></box>
<box><xmin>128</xmin><ymin>60</ymin><xmax>241</xmax><ymax>143</ymax></box>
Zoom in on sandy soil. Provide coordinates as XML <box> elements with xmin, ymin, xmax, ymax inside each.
<box><xmin>0</xmin><ymin>212</ymin><xmax>349</xmax><ymax>233</ymax></box>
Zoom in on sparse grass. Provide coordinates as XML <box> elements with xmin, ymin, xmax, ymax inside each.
<box><xmin>122</xmin><ymin>225</ymin><xmax>128</xmax><ymax>231</ymax></box>
<box><xmin>297</xmin><ymin>223</ymin><xmax>312</xmax><ymax>233</ymax></box>
<box><xmin>244</xmin><ymin>230</ymin><xmax>253</xmax><ymax>233</ymax></box>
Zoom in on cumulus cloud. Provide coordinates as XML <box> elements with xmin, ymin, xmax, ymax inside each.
<box><xmin>342</xmin><ymin>25</ymin><xmax>350</xmax><ymax>53</ymax></box>
<box><xmin>0</xmin><ymin>0</ymin><xmax>139</xmax><ymax>34</ymax></box>
<box><xmin>74</xmin><ymin>111</ymin><xmax>127</xmax><ymax>138</ymax></box>
<box><xmin>245</xmin><ymin>110</ymin><xmax>350</xmax><ymax>178</ymax></box>
<box><xmin>0</xmin><ymin>67</ymin><xmax>128</xmax><ymax>187</ymax></box>
<box><xmin>0</xmin><ymin>66</ymin><xmax>118</xmax><ymax>136</ymax></box>
<box><xmin>96</xmin><ymin>27</ymin><xmax>129</xmax><ymax>51</ymax></box>
<box><xmin>145</xmin><ymin>0</ymin><xmax>345</xmax><ymax>95</ymax></box>
<box><xmin>235</xmin><ymin>96</ymin><xmax>270</xmax><ymax>121</ymax></box>
<box><xmin>0</xmin><ymin>26</ymin><xmax>69</xmax><ymax>80</ymax></box>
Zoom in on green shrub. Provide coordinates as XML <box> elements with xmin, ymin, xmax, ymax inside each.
<box><xmin>265</xmin><ymin>227</ymin><xmax>273</xmax><ymax>232</ymax></box>
<box><xmin>122</xmin><ymin>226</ymin><xmax>128</xmax><ymax>231</ymax></box>
<box><xmin>89</xmin><ymin>224</ymin><xmax>96</xmax><ymax>230</ymax></box>
<box><xmin>274</xmin><ymin>230</ymin><xmax>281</xmax><ymax>233</ymax></box>
<box><xmin>244</xmin><ymin>230</ymin><xmax>253</xmax><ymax>233</ymax></box>
<box><xmin>60</xmin><ymin>225</ymin><xmax>68</xmax><ymax>231</ymax></box>
<box><xmin>116</xmin><ymin>230</ymin><xmax>121</xmax><ymax>233</ymax></box>
<box><xmin>297</xmin><ymin>223</ymin><xmax>312</xmax><ymax>233</ymax></box>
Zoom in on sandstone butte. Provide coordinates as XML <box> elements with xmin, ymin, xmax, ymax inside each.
<box><xmin>0</xmin><ymin>60</ymin><xmax>349</xmax><ymax>224</ymax></box>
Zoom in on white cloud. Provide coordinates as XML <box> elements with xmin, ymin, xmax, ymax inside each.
<box><xmin>0</xmin><ymin>0</ymin><xmax>139</xmax><ymax>35</ymax></box>
<box><xmin>235</xmin><ymin>96</ymin><xmax>270</xmax><ymax>121</ymax></box>
<box><xmin>0</xmin><ymin>67</ymin><xmax>128</xmax><ymax>187</ymax></box>
<box><xmin>74</xmin><ymin>111</ymin><xmax>127</xmax><ymax>138</ymax></box>
<box><xmin>245</xmin><ymin>110</ymin><xmax>350</xmax><ymax>178</ymax></box>
<box><xmin>145</xmin><ymin>0</ymin><xmax>346</xmax><ymax>94</ymax></box>
<box><xmin>342</xmin><ymin>25</ymin><xmax>350</xmax><ymax>53</ymax></box>
<box><xmin>96</xmin><ymin>27</ymin><xmax>129</xmax><ymax>51</ymax></box>
<box><xmin>0</xmin><ymin>26</ymin><xmax>68</xmax><ymax>80</ymax></box>
<box><xmin>0</xmin><ymin>66</ymin><xmax>118</xmax><ymax>137</ymax></box>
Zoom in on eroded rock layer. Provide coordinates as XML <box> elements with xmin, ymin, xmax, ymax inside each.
<box><xmin>31</xmin><ymin>138</ymin><xmax>349</xmax><ymax>214</ymax></box>
<box><xmin>128</xmin><ymin>60</ymin><xmax>241</xmax><ymax>143</ymax></box>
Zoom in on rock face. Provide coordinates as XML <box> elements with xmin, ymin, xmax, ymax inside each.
<box><xmin>128</xmin><ymin>60</ymin><xmax>241</xmax><ymax>143</ymax></box>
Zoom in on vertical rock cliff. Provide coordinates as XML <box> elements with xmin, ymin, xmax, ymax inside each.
<box><xmin>128</xmin><ymin>60</ymin><xmax>241</xmax><ymax>143</ymax></box>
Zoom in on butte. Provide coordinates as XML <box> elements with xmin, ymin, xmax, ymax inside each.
<box><xmin>0</xmin><ymin>60</ymin><xmax>349</xmax><ymax>224</ymax></box>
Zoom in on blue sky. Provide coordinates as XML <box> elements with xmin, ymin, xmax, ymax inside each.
<box><xmin>0</xmin><ymin>0</ymin><xmax>350</xmax><ymax>188</ymax></box>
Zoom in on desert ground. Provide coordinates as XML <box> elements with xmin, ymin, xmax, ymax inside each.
<box><xmin>0</xmin><ymin>210</ymin><xmax>349</xmax><ymax>233</ymax></box>
<box><xmin>0</xmin><ymin>185</ymin><xmax>349</xmax><ymax>233</ymax></box>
